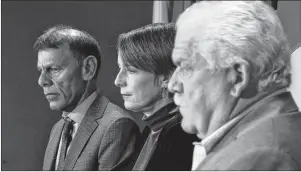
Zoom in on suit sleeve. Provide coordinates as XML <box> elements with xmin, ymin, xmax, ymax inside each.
<box><xmin>225</xmin><ymin>146</ymin><xmax>299</xmax><ymax>170</ymax></box>
<box><xmin>97</xmin><ymin>117</ymin><xmax>141</xmax><ymax>170</ymax></box>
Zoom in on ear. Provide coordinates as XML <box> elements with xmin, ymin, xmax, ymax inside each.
<box><xmin>162</xmin><ymin>79</ymin><xmax>169</xmax><ymax>88</ymax></box>
<box><xmin>81</xmin><ymin>55</ymin><xmax>97</xmax><ymax>81</ymax></box>
<box><xmin>228</xmin><ymin>59</ymin><xmax>250</xmax><ymax>97</ymax></box>
<box><xmin>159</xmin><ymin>75</ymin><xmax>170</xmax><ymax>88</ymax></box>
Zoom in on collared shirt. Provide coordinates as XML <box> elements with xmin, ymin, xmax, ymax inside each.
<box><xmin>55</xmin><ymin>91</ymin><xmax>97</xmax><ymax>170</ymax></box>
<box><xmin>191</xmin><ymin>114</ymin><xmax>244</xmax><ymax>170</ymax></box>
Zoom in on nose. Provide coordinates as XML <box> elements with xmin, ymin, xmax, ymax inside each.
<box><xmin>38</xmin><ymin>71</ymin><xmax>52</xmax><ymax>87</ymax></box>
<box><xmin>168</xmin><ymin>69</ymin><xmax>183</xmax><ymax>94</ymax></box>
<box><xmin>114</xmin><ymin>70</ymin><xmax>126</xmax><ymax>87</ymax></box>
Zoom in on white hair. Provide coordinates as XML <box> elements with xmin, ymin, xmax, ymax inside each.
<box><xmin>176</xmin><ymin>1</ymin><xmax>291</xmax><ymax>92</ymax></box>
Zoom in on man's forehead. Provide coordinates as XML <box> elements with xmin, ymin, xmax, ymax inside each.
<box><xmin>172</xmin><ymin>46</ymin><xmax>188</xmax><ymax>63</ymax></box>
<box><xmin>37</xmin><ymin>46</ymin><xmax>72</xmax><ymax>66</ymax></box>
<box><xmin>175</xmin><ymin>23</ymin><xmax>199</xmax><ymax>46</ymax></box>
<box><xmin>173</xmin><ymin>32</ymin><xmax>196</xmax><ymax>62</ymax></box>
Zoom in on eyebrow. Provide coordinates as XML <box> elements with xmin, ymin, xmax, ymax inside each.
<box><xmin>36</xmin><ymin>62</ymin><xmax>53</xmax><ymax>71</ymax></box>
<box><xmin>124</xmin><ymin>64</ymin><xmax>138</xmax><ymax>70</ymax></box>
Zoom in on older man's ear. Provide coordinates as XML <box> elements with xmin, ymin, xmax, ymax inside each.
<box><xmin>228</xmin><ymin>59</ymin><xmax>251</xmax><ymax>98</ymax></box>
<box><xmin>82</xmin><ymin>55</ymin><xmax>98</xmax><ymax>81</ymax></box>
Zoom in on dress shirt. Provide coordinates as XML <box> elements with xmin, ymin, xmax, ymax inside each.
<box><xmin>55</xmin><ymin>91</ymin><xmax>97</xmax><ymax>170</ymax></box>
<box><xmin>192</xmin><ymin>114</ymin><xmax>244</xmax><ymax>170</ymax></box>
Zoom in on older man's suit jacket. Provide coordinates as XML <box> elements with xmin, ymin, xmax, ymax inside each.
<box><xmin>43</xmin><ymin>94</ymin><xmax>141</xmax><ymax>171</ymax></box>
<box><xmin>196</xmin><ymin>88</ymin><xmax>301</xmax><ymax>170</ymax></box>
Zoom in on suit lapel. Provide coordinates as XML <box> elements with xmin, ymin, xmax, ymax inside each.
<box><xmin>43</xmin><ymin>120</ymin><xmax>64</xmax><ymax>170</ymax></box>
<box><xmin>63</xmin><ymin>94</ymin><xmax>109</xmax><ymax>170</ymax></box>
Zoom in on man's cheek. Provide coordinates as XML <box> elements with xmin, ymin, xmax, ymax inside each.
<box><xmin>190</xmin><ymin>86</ymin><xmax>204</xmax><ymax>107</ymax></box>
<box><xmin>52</xmin><ymin>80</ymin><xmax>67</xmax><ymax>97</ymax></box>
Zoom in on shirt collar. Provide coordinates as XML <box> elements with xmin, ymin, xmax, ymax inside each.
<box><xmin>62</xmin><ymin>91</ymin><xmax>98</xmax><ymax>124</ymax></box>
<box><xmin>193</xmin><ymin>114</ymin><xmax>243</xmax><ymax>153</ymax></box>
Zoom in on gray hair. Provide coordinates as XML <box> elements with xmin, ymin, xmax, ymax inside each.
<box><xmin>176</xmin><ymin>1</ymin><xmax>291</xmax><ymax>92</ymax></box>
<box><xmin>34</xmin><ymin>25</ymin><xmax>102</xmax><ymax>78</ymax></box>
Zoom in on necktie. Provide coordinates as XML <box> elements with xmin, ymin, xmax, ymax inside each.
<box><xmin>57</xmin><ymin>117</ymin><xmax>74</xmax><ymax>170</ymax></box>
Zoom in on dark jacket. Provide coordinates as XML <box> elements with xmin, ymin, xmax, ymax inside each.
<box><xmin>196</xmin><ymin>88</ymin><xmax>301</xmax><ymax>170</ymax></box>
<box><xmin>132</xmin><ymin>102</ymin><xmax>199</xmax><ymax>171</ymax></box>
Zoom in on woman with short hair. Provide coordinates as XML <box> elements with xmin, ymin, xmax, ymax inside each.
<box><xmin>114</xmin><ymin>23</ymin><xmax>198</xmax><ymax>171</ymax></box>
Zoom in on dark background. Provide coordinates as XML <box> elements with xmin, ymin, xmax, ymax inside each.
<box><xmin>1</xmin><ymin>0</ymin><xmax>300</xmax><ymax>170</ymax></box>
<box><xmin>2</xmin><ymin>1</ymin><xmax>152</xmax><ymax>170</ymax></box>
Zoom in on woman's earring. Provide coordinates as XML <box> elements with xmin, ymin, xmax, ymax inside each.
<box><xmin>162</xmin><ymin>87</ymin><xmax>168</xmax><ymax>98</ymax></box>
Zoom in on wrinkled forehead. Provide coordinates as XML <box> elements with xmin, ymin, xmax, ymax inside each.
<box><xmin>173</xmin><ymin>26</ymin><xmax>198</xmax><ymax>58</ymax></box>
<box><xmin>37</xmin><ymin>44</ymin><xmax>74</xmax><ymax>67</ymax></box>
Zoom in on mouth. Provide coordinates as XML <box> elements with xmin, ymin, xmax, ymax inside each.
<box><xmin>121</xmin><ymin>93</ymin><xmax>131</xmax><ymax>99</ymax></box>
<box><xmin>45</xmin><ymin>93</ymin><xmax>59</xmax><ymax>100</ymax></box>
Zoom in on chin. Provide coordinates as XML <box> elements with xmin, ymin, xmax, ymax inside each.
<box><xmin>49</xmin><ymin>102</ymin><xmax>64</xmax><ymax>111</ymax></box>
<box><xmin>181</xmin><ymin>120</ymin><xmax>197</xmax><ymax>135</ymax></box>
<box><xmin>124</xmin><ymin>102</ymin><xmax>141</xmax><ymax>112</ymax></box>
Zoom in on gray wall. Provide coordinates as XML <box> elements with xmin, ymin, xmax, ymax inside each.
<box><xmin>2</xmin><ymin>1</ymin><xmax>301</xmax><ymax>171</ymax></box>
<box><xmin>277</xmin><ymin>1</ymin><xmax>301</xmax><ymax>48</ymax></box>
<box><xmin>2</xmin><ymin>1</ymin><xmax>152</xmax><ymax>170</ymax></box>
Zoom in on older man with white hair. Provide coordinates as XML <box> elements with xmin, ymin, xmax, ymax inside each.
<box><xmin>168</xmin><ymin>1</ymin><xmax>301</xmax><ymax>170</ymax></box>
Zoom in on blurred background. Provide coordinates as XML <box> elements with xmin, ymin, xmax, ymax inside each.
<box><xmin>1</xmin><ymin>0</ymin><xmax>300</xmax><ymax>170</ymax></box>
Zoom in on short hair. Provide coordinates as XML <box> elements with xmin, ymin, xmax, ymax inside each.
<box><xmin>176</xmin><ymin>1</ymin><xmax>291</xmax><ymax>92</ymax></box>
<box><xmin>117</xmin><ymin>23</ymin><xmax>176</xmax><ymax>79</ymax></box>
<box><xmin>34</xmin><ymin>25</ymin><xmax>101</xmax><ymax>78</ymax></box>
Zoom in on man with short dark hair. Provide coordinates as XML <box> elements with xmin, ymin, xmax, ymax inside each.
<box><xmin>35</xmin><ymin>25</ymin><xmax>141</xmax><ymax>171</ymax></box>
<box><xmin>168</xmin><ymin>1</ymin><xmax>301</xmax><ymax>170</ymax></box>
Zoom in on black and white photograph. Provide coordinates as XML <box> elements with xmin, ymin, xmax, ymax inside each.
<box><xmin>1</xmin><ymin>0</ymin><xmax>301</xmax><ymax>171</ymax></box>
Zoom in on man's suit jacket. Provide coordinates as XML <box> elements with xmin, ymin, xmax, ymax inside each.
<box><xmin>196</xmin><ymin>88</ymin><xmax>301</xmax><ymax>170</ymax></box>
<box><xmin>43</xmin><ymin>94</ymin><xmax>142</xmax><ymax>171</ymax></box>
